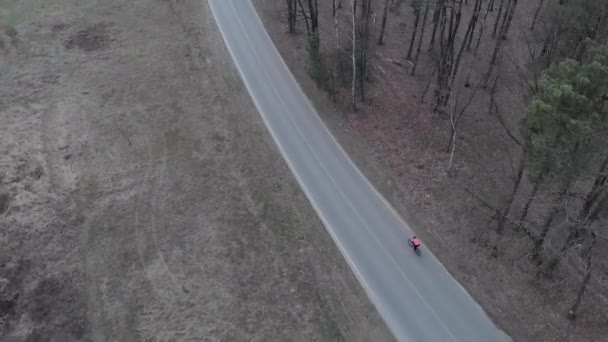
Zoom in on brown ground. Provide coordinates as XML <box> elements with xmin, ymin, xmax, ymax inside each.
<box><xmin>0</xmin><ymin>0</ymin><xmax>392</xmax><ymax>340</ymax></box>
<box><xmin>253</xmin><ymin>0</ymin><xmax>608</xmax><ymax>341</ymax></box>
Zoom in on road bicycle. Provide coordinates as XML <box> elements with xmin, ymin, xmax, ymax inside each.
<box><xmin>407</xmin><ymin>239</ymin><xmax>422</xmax><ymax>256</ymax></box>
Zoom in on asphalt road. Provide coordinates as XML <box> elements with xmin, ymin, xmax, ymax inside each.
<box><xmin>209</xmin><ymin>1</ymin><xmax>511</xmax><ymax>341</ymax></box>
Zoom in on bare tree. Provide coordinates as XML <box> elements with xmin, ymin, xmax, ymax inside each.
<box><xmin>297</xmin><ymin>0</ymin><xmax>311</xmax><ymax>34</ymax></box>
<box><xmin>452</xmin><ymin>0</ymin><xmax>483</xmax><ymax>81</ymax></box>
<box><xmin>351</xmin><ymin>0</ymin><xmax>357</xmax><ymax>111</ymax></box>
<box><xmin>407</xmin><ymin>0</ymin><xmax>424</xmax><ymax>60</ymax></box>
<box><xmin>357</xmin><ymin>0</ymin><xmax>373</xmax><ymax>101</ymax></box>
<box><xmin>286</xmin><ymin>0</ymin><xmax>297</xmax><ymax>33</ymax></box>
<box><xmin>492</xmin><ymin>0</ymin><xmax>506</xmax><ymax>38</ymax></box>
<box><xmin>377</xmin><ymin>0</ymin><xmax>390</xmax><ymax>45</ymax></box>
<box><xmin>517</xmin><ymin>171</ymin><xmax>547</xmax><ymax>231</ymax></box>
<box><xmin>474</xmin><ymin>0</ymin><xmax>493</xmax><ymax>53</ymax></box>
<box><xmin>466</xmin><ymin>0</ymin><xmax>483</xmax><ymax>50</ymax></box>
<box><xmin>567</xmin><ymin>231</ymin><xmax>597</xmax><ymax>320</ymax></box>
<box><xmin>541</xmin><ymin>156</ymin><xmax>608</xmax><ymax>275</ymax></box>
<box><xmin>446</xmin><ymin>74</ymin><xmax>481</xmax><ymax>171</ymax></box>
<box><xmin>530</xmin><ymin>174</ymin><xmax>574</xmax><ymax>266</ymax></box>
<box><xmin>487</xmin><ymin>76</ymin><xmax>526</xmax><ymax>234</ymax></box>
<box><xmin>530</xmin><ymin>0</ymin><xmax>545</xmax><ymax>31</ymax></box>
<box><xmin>486</xmin><ymin>0</ymin><xmax>519</xmax><ymax>84</ymax></box>
<box><xmin>296</xmin><ymin>0</ymin><xmax>319</xmax><ymax>38</ymax></box>
<box><xmin>488</xmin><ymin>0</ymin><xmax>495</xmax><ymax>12</ymax></box>
<box><xmin>411</xmin><ymin>0</ymin><xmax>431</xmax><ymax>75</ymax></box>
<box><xmin>435</xmin><ymin>0</ymin><xmax>464</xmax><ymax>112</ymax></box>
<box><xmin>428</xmin><ymin>0</ymin><xmax>446</xmax><ymax>51</ymax></box>
<box><xmin>498</xmin><ymin>0</ymin><xmax>516</xmax><ymax>40</ymax></box>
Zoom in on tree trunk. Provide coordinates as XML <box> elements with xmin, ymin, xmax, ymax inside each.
<box><xmin>297</xmin><ymin>0</ymin><xmax>311</xmax><ymax>36</ymax></box>
<box><xmin>435</xmin><ymin>5</ymin><xmax>450</xmax><ymax>111</ymax></box>
<box><xmin>335</xmin><ymin>5</ymin><xmax>347</xmax><ymax>85</ymax></box>
<box><xmin>448</xmin><ymin>0</ymin><xmax>462</xmax><ymax>94</ymax></box>
<box><xmin>577</xmin><ymin>156</ymin><xmax>608</xmax><ymax>221</ymax></box>
<box><xmin>411</xmin><ymin>0</ymin><xmax>431</xmax><ymax>75</ymax></box>
<box><xmin>517</xmin><ymin>170</ymin><xmax>546</xmax><ymax>233</ymax></box>
<box><xmin>330</xmin><ymin>70</ymin><xmax>336</xmax><ymax>102</ymax></box>
<box><xmin>308</xmin><ymin>0</ymin><xmax>319</xmax><ymax>34</ymax></box>
<box><xmin>486</xmin><ymin>0</ymin><xmax>518</xmax><ymax>84</ymax></box>
<box><xmin>377</xmin><ymin>0</ymin><xmax>390</xmax><ymax>45</ymax></box>
<box><xmin>543</xmin><ymin>156</ymin><xmax>608</xmax><ymax>275</ymax></box>
<box><xmin>492</xmin><ymin>0</ymin><xmax>505</xmax><ymax>38</ymax></box>
<box><xmin>452</xmin><ymin>0</ymin><xmax>480</xmax><ymax>81</ymax></box>
<box><xmin>530</xmin><ymin>0</ymin><xmax>545</xmax><ymax>31</ymax></box>
<box><xmin>498</xmin><ymin>161</ymin><xmax>524</xmax><ymax>234</ymax></box>
<box><xmin>591</xmin><ymin>6</ymin><xmax>607</xmax><ymax>40</ymax></box>
<box><xmin>568</xmin><ymin>261</ymin><xmax>592</xmax><ymax>320</ymax></box>
<box><xmin>420</xmin><ymin>66</ymin><xmax>437</xmax><ymax>103</ymax></box>
<box><xmin>499</xmin><ymin>0</ymin><xmax>516</xmax><ymax>40</ymax></box>
<box><xmin>466</xmin><ymin>0</ymin><xmax>483</xmax><ymax>51</ymax></box>
<box><xmin>428</xmin><ymin>0</ymin><xmax>445</xmax><ymax>51</ymax></box>
<box><xmin>474</xmin><ymin>1</ymin><xmax>491</xmax><ymax>54</ymax></box>
<box><xmin>567</xmin><ymin>234</ymin><xmax>597</xmax><ymax>321</ymax></box>
<box><xmin>531</xmin><ymin>176</ymin><xmax>571</xmax><ymax>267</ymax></box>
<box><xmin>351</xmin><ymin>0</ymin><xmax>357</xmax><ymax>111</ymax></box>
<box><xmin>498</xmin><ymin>0</ymin><xmax>512</xmax><ymax>39</ymax></box>
<box><xmin>287</xmin><ymin>0</ymin><xmax>297</xmax><ymax>33</ymax></box>
<box><xmin>448</xmin><ymin>1</ymin><xmax>462</xmax><ymax>45</ymax></box>
<box><xmin>407</xmin><ymin>7</ymin><xmax>422</xmax><ymax>60</ymax></box>
<box><xmin>434</xmin><ymin>0</ymin><xmax>463</xmax><ymax>112</ymax></box>
<box><xmin>358</xmin><ymin>0</ymin><xmax>372</xmax><ymax>101</ymax></box>
<box><xmin>542</xmin><ymin>193</ymin><xmax>607</xmax><ymax>276</ymax></box>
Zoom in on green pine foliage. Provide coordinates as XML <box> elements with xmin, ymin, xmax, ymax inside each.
<box><xmin>523</xmin><ymin>46</ymin><xmax>608</xmax><ymax>178</ymax></box>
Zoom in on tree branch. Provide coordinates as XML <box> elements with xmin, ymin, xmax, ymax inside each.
<box><xmin>464</xmin><ymin>188</ymin><xmax>497</xmax><ymax>212</ymax></box>
<box><xmin>494</xmin><ymin>101</ymin><xmax>523</xmax><ymax>146</ymax></box>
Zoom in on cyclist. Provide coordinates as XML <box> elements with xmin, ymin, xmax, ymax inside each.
<box><xmin>411</xmin><ymin>236</ymin><xmax>421</xmax><ymax>252</ymax></box>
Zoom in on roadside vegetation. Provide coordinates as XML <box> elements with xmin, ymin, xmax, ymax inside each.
<box><xmin>0</xmin><ymin>0</ymin><xmax>392</xmax><ymax>340</ymax></box>
<box><xmin>271</xmin><ymin>0</ymin><xmax>608</xmax><ymax>339</ymax></box>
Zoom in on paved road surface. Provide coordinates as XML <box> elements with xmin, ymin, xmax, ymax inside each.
<box><xmin>209</xmin><ymin>1</ymin><xmax>511</xmax><ymax>341</ymax></box>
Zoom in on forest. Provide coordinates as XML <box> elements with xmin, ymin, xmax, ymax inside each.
<box><xmin>278</xmin><ymin>0</ymin><xmax>608</xmax><ymax>337</ymax></box>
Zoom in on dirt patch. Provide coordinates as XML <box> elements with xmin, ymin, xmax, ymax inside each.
<box><xmin>25</xmin><ymin>276</ymin><xmax>86</xmax><ymax>338</ymax></box>
<box><xmin>0</xmin><ymin>192</ymin><xmax>8</xmax><ymax>214</ymax></box>
<box><xmin>50</xmin><ymin>23</ymin><xmax>68</xmax><ymax>33</ymax></box>
<box><xmin>0</xmin><ymin>253</ymin><xmax>28</xmax><ymax>337</ymax></box>
<box><xmin>0</xmin><ymin>0</ymin><xmax>390</xmax><ymax>340</ymax></box>
<box><xmin>64</xmin><ymin>23</ymin><xmax>111</xmax><ymax>52</ymax></box>
<box><xmin>0</xmin><ymin>297</ymin><xmax>16</xmax><ymax>317</ymax></box>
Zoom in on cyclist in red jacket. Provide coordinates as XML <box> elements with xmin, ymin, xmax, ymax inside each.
<box><xmin>411</xmin><ymin>236</ymin><xmax>421</xmax><ymax>252</ymax></box>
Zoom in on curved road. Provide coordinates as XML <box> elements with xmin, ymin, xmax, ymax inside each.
<box><xmin>209</xmin><ymin>1</ymin><xmax>511</xmax><ymax>341</ymax></box>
